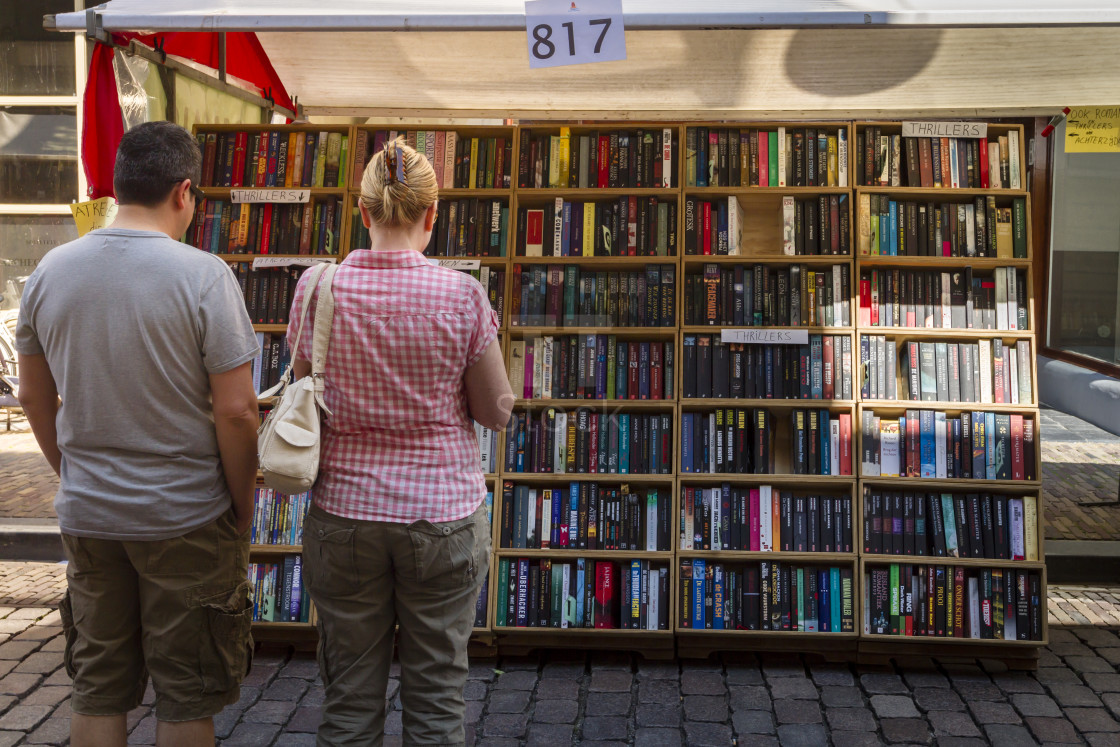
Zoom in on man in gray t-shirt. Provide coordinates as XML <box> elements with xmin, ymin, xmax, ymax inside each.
<box><xmin>16</xmin><ymin>122</ymin><xmax>260</xmax><ymax>745</ymax></box>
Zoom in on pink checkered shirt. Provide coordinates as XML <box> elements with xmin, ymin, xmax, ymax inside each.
<box><xmin>287</xmin><ymin>249</ymin><xmax>498</xmax><ymax>523</ymax></box>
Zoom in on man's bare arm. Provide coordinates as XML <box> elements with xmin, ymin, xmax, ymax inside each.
<box><xmin>210</xmin><ymin>362</ymin><xmax>259</xmax><ymax>534</ymax></box>
<box><xmin>16</xmin><ymin>353</ymin><xmax>61</xmax><ymax>476</ymax></box>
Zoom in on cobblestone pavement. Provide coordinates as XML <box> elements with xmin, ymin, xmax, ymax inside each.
<box><xmin>0</xmin><ymin>424</ymin><xmax>57</xmax><ymax>521</ymax></box>
<box><xmin>1</xmin><ymin>574</ymin><xmax>1120</xmax><ymax>746</ymax></box>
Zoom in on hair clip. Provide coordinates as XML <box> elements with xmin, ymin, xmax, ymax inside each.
<box><xmin>394</xmin><ymin>143</ymin><xmax>408</xmax><ymax>187</ymax></box>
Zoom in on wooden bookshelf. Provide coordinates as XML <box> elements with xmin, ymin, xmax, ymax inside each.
<box><xmin>193</xmin><ymin>119</ymin><xmax>1044</xmax><ymax>663</ymax></box>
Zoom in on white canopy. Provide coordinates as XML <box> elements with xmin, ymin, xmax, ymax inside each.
<box><xmin>50</xmin><ymin>1</ymin><xmax>1120</xmax><ymax>118</ymax></box>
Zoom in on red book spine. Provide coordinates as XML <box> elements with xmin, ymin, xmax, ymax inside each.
<box><xmin>839</xmin><ymin>412</ymin><xmax>852</xmax><ymax>475</ymax></box>
<box><xmin>597</xmin><ymin>136</ymin><xmax>610</xmax><ymax>188</ymax></box>
<box><xmin>979</xmin><ymin>137</ymin><xmax>990</xmax><ymax>189</ymax></box>
<box><xmin>259</xmin><ymin>203</ymin><xmax>273</xmax><ymax>254</ymax></box>
<box><xmin>594</xmin><ymin>561</ymin><xmax>615</xmax><ymax>628</ymax></box>
<box><xmin>256</xmin><ymin>133</ymin><xmax>270</xmax><ymax>187</ymax></box>
<box><xmin>859</xmin><ymin>276</ymin><xmax>872</xmax><ymax>327</ymax></box>
<box><xmin>628</xmin><ymin>342</ymin><xmax>640</xmax><ymax>400</ymax></box>
<box><xmin>627</xmin><ymin>196</ymin><xmax>638</xmax><ymax>255</ymax></box>
<box><xmin>1010</xmin><ymin>414</ymin><xmax>1025</xmax><ymax>480</ymax></box>
<box><xmin>650</xmin><ymin>342</ymin><xmax>663</xmax><ymax>400</ymax></box>
<box><xmin>231</xmin><ymin>132</ymin><xmax>248</xmax><ymax>188</ymax></box>
<box><xmin>906</xmin><ymin>412</ymin><xmax>920</xmax><ymax>477</ymax></box>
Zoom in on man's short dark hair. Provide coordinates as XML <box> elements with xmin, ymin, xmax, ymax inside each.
<box><xmin>113</xmin><ymin>121</ymin><xmax>202</xmax><ymax>207</ymax></box>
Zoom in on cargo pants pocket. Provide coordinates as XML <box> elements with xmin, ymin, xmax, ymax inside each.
<box><xmin>198</xmin><ymin>581</ymin><xmax>254</xmax><ymax>694</ymax></box>
<box><xmin>408</xmin><ymin>505</ymin><xmax>488</xmax><ymax>592</ymax></box>
<box><xmin>58</xmin><ymin>591</ymin><xmax>78</xmax><ymax>679</ymax></box>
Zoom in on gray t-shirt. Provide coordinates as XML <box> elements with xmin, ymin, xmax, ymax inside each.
<box><xmin>15</xmin><ymin>228</ymin><xmax>259</xmax><ymax>540</ymax></box>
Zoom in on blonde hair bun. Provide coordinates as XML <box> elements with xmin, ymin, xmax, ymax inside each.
<box><xmin>359</xmin><ymin>137</ymin><xmax>438</xmax><ymax>227</ymax></box>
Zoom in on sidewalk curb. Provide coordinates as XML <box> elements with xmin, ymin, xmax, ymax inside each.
<box><xmin>1046</xmin><ymin>539</ymin><xmax>1120</xmax><ymax>584</ymax></box>
<box><xmin>0</xmin><ymin>521</ymin><xmax>64</xmax><ymax>562</ymax></box>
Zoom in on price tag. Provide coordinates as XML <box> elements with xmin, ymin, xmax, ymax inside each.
<box><xmin>231</xmin><ymin>189</ymin><xmax>310</xmax><ymax>204</ymax></box>
<box><xmin>436</xmin><ymin>259</ymin><xmax>482</xmax><ymax>270</ymax></box>
<box><xmin>721</xmin><ymin>329</ymin><xmax>809</xmax><ymax>345</ymax></box>
<box><xmin>251</xmin><ymin>256</ymin><xmax>337</xmax><ymax>270</ymax></box>
<box><xmin>525</xmin><ymin>0</ymin><xmax>626</xmax><ymax>69</ymax></box>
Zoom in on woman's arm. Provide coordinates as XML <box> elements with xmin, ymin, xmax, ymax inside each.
<box><xmin>464</xmin><ymin>341</ymin><xmax>513</xmax><ymax>432</ymax></box>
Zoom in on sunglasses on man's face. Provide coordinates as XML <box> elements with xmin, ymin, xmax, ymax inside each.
<box><xmin>173</xmin><ymin>179</ymin><xmax>206</xmax><ymax>202</ymax></box>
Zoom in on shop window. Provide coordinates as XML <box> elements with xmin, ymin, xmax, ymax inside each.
<box><xmin>0</xmin><ymin>2</ymin><xmax>77</xmax><ymax>96</ymax></box>
<box><xmin>0</xmin><ymin>106</ymin><xmax>78</xmax><ymax>204</ymax></box>
<box><xmin>1047</xmin><ymin>120</ymin><xmax>1120</xmax><ymax>368</ymax></box>
<box><xmin>0</xmin><ymin>215</ymin><xmax>76</xmax><ymax>310</ymax></box>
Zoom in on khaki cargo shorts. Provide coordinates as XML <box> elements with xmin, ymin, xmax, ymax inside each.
<box><xmin>59</xmin><ymin>508</ymin><xmax>253</xmax><ymax>722</ymax></box>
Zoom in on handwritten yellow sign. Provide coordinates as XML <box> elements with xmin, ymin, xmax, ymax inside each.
<box><xmin>1065</xmin><ymin>106</ymin><xmax>1120</xmax><ymax>153</ymax></box>
<box><xmin>69</xmin><ymin>197</ymin><xmax>118</xmax><ymax>236</ymax></box>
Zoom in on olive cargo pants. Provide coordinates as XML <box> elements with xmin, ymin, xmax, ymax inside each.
<box><xmin>302</xmin><ymin>502</ymin><xmax>490</xmax><ymax>746</ymax></box>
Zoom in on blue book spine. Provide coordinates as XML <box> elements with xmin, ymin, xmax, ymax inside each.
<box><xmin>561</xmin><ymin>201</ymin><xmax>572</xmax><ymax>256</ymax></box>
<box><xmin>830</xmin><ymin>566</ymin><xmax>841</xmax><ymax>633</ymax></box>
<box><xmin>712</xmin><ymin>565</ymin><xmax>725</xmax><ymax>630</ymax></box>
<box><xmin>985</xmin><ymin>411</ymin><xmax>996</xmax><ymax>479</ymax></box>
<box><xmin>692</xmin><ymin>559</ymin><xmax>706</xmax><ymax>628</ymax></box>
<box><xmin>575</xmin><ymin>558</ymin><xmax>586</xmax><ymax>627</ymax></box>
<box><xmin>889</xmin><ymin>200</ymin><xmax>899</xmax><ymax>255</ymax></box>
<box><xmin>596</xmin><ymin>335</ymin><xmax>608</xmax><ymax>399</ymax></box>
<box><xmin>619</xmin><ymin>414</ymin><xmax>631</xmax><ymax>474</ymax></box>
<box><xmin>819</xmin><ymin>570</ymin><xmax>831</xmax><ymax>632</ymax></box>
<box><xmin>681</xmin><ymin>413</ymin><xmax>694</xmax><ymax>473</ymax></box>
<box><xmin>920</xmin><ymin>410</ymin><xmax>936</xmax><ymax>478</ymax></box>
<box><xmin>551</xmin><ymin>489</ymin><xmax>563</xmax><ymax>547</ymax></box>
<box><xmin>972</xmin><ymin>411</ymin><xmax>987</xmax><ymax>480</ymax></box>
<box><xmin>820</xmin><ymin>409</ymin><xmax>831</xmax><ymax>475</ymax></box>
<box><xmin>630</xmin><ymin>560</ymin><xmax>642</xmax><ymax>629</ymax></box>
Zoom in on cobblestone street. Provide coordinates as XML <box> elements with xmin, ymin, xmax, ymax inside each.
<box><xmin>0</xmin><ymin>573</ymin><xmax>1119</xmax><ymax>746</ymax></box>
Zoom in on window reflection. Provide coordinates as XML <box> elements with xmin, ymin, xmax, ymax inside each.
<box><xmin>0</xmin><ymin>106</ymin><xmax>78</xmax><ymax>204</ymax></box>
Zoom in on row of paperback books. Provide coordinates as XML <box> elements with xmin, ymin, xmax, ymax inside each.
<box><xmin>422</xmin><ymin>198</ymin><xmax>510</xmax><ymax>258</ymax></box>
<box><xmin>683</xmin><ymin>194</ymin><xmax>851</xmax><ymax>257</ymax></box>
<box><xmin>680</xmin><ymin>486</ymin><xmax>854</xmax><ymax>553</ymax></box>
<box><xmin>190</xmin><ymin>198</ymin><xmax>342</xmax><ymax>256</ymax></box>
<box><xmin>684</xmin><ymin>126</ymin><xmax>849</xmax><ymax>188</ymax></box>
<box><xmin>858</xmin><ymin>195</ymin><xmax>1026</xmax><ymax>259</ymax></box>
<box><xmin>496</xmin><ymin>558</ymin><xmax>670</xmax><ymax>630</ymax></box>
<box><xmin>685</xmin><ymin>264</ymin><xmax>851</xmax><ymax>328</ymax></box>
<box><xmin>352</xmin><ymin>129</ymin><xmax>512</xmax><ymax>190</ymax></box>
<box><xmin>858</xmin><ymin>267</ymin><xmax>1028</xmax><ymax>332</ymax></box>
<box><xmin>864</xmin><ymin>564</ymin><xmax>1042</xmax><ymax>640</ymax></box>
<box><xmin>680</xmin><ymin>561</ymin><xmax>855</xmax><ymax>632</ymax></box>
<box><xmin>682</xmin><ymin>334</ymin><xmax>853</xmax><ymax>401</ymax></box>
<box><xmin>855</xmin><ymin>128</ymin><xmax>1021</xmax><ymax>190</ymax></box>
<box><xmin>249</xmin><ymin>556</ymin><xmax>311</xmax><ymax>623</ymax></box>
<box><xmin>474</xmin><ymin>424</ymin><xmax>499</xmax><ymax>475</ymax></box>
<box><xmin>504</xmin><ymin>410</ymin><xmax>672</xmax><ymax>475</ymax></box>
<box><xmin>250</xmin><ymin>488</ymin><xmax>311</xmax><ymax>546</ymax></box>
<box><xmin>199</xmin><ymin>129</ymin><xmax>347</xmax><ymax>189</ymax></box>
<box><xmin>230</xmin><ymin>264</ymin><xmax>301</xmax><ymax>326</ymax></box>
<box><xmin>499</xmin><ymin>483</ymin><xmax>670</xmax><ymax>551</ymax></box>
<box><xmin>861</xmin><ymin>409</ymin><xmax>1038</xmax><ymax>481</ymax></box>
<box><xmin>865</xmin><ymin>336</ymin><xmax>1033</xmax><ymax>405</ymax></box>
<box><xmin>511</xmin><ymin>265</ymin><xmax>676</xmax><ymax>329</ymax></box>
<box><xmin>518</xmin><ymin>197</ymin><xmax>677</xmax><ymax>258</ymax></box>
<box><xmin>252</xmin><ymin>333</ymin><xmax>291</xmax><ymax>395</ymax></box>
<box><xmin>509</xmin><ymin>336</ymin><xmax>674</xmax><ymax>401</ymax></box>
<box><xmin>863</xmin><ymin>490</ymin><xmax>1039</xmax><ymax>560</ymax></box>
<box><xmin>680</xmin><ymin>408</ymin><xmax>854</xmax><ymax>476</ymax></box>
<box><xmin>518</xmin><ymin>127</ymin><xmax>678</xmax><ymax>190</ymax></box>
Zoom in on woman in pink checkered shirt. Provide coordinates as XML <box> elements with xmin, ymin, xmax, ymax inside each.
<box><xmin>289</xmin><ymin>138</ymin><xmax>512</xmax><ymax>745</ymax></box>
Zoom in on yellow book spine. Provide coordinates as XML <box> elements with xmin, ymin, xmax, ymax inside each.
<box><xmin>827</xmin><ymin>135</ymin><xmax>838</xmax><ymax>187</ymax></box>
<box><xmin>284</xmin><ymin>133</ymin><xmax>298</xmax><ymax>188</ymax></box>
<box><xmin>1023</xmin><ymin>495</ymin><xmax>1039</xmax><ymax>561</ymax></box>
<box><xmin>559</xmin><ymin>127</ymin><xmax>571</xmax><ymax>187</ymax></box>
<box><xmin>857</xmin><ymin>193</ymin><xmax>871</xmax><ymax>256</ymax></box>
<box><xmin>469</xmin><ymin>139</ymin><xmax>479</xmax><ymax>189</ymax></box>
<box><xmin>314</xmin><ymin>131</ymin><xmax>328</xmax><ymax>188</ymax></box>
<box><xmin>582</xmin><ymin>202</ymin><xmax>595</xmax><ymax>257</ymax></box>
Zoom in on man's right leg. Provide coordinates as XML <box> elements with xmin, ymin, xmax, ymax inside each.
<box><xmin>303</xmin><ymin>505</ymin><xmax>397</xmax><ymax>746</ymax></box>
<box><xmin>60</xmin><ymin>535</ymin><xmax>147</xmax><ymax>747</ymax></box>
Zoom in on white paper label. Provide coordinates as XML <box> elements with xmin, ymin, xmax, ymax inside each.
<box><xmin>435</xmin><ymin>259</ymin><xmax>482</xmax><ymax>270</ymax></box>
<box><xmin>231</xmin><ymin>189</ymin><xmax>311</xmax><ymax>204</ymax></box>
<box><xmin>250</xmin><ymin>256</ymin><xmax>336</xmax><ymax>270</ymax></box>
<box><xmin>901</xmin><ymin>121</ymin><xmax>987</xmax><ymax>139</ymax></box>
<box><xmin>721</xmin><ymin>328</ymin><xmax>809</xmax><ymax>345</ymax></box>
<box><xmin>525</xmin><ymin>0</ymin><xmax>626</xmax><ymax>69</ymax></box>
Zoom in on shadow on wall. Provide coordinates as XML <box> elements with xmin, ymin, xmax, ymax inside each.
<box><xmin>784</xmin><ymin>28</ymin><xmax>943</xmax><ymax>97</ymax></box>
<box><xmin>1039</xmin><ymin>355</ymin><xmax>1120</xmax><ymax>437</ymax></box>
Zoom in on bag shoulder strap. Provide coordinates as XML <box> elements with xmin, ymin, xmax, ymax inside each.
<box><xmin>310</xmin><ymin>263</ymin><xmax>339</xmax><ymax>377</ymax></box>
<box><xmin>257</xmin><ymin>261</ymin><xmax>332</xmax><ymax>401</ymax></box>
